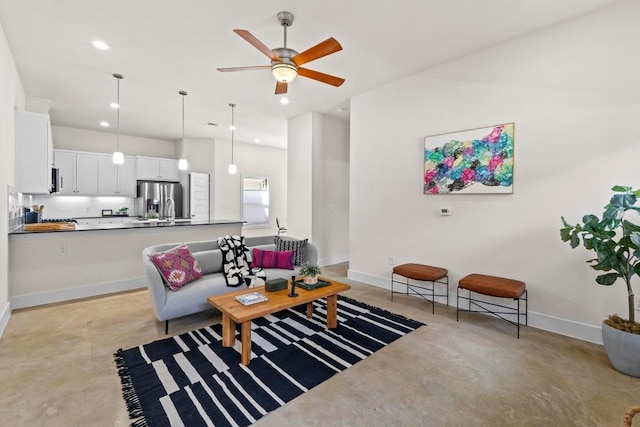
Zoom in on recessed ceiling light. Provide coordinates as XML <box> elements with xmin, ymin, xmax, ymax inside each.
<box><xmin>110</xmin><ymin>102</ymin><xmax>120</xmax><ymax>109</ymax></box>
<box><xmin>100</xmin><ymin>121</ymin><xmax>109</xmax><ymax>127</ymax></box>
<box><xmin>280</xmin><ymin>98</ymin><xmax>290</xmax><ymax>105</ymax></box>
<box><xmin>229</xmin><ymin>125</ymin><xmax>236</xmax><ymax>130</ymax></box>
<box><xmin>254</xmin><ymin>138</ymin><xmax>261</xmax><ymax>143</ymax></box>
<box><xmin>92</xmin><ymin>40</ymin><xmax>109</xmax><ymax>50</ymax></box>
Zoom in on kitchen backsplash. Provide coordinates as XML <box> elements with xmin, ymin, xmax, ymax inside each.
<box><xmin>7</xmin><ymin>186</ymin><xmax>33</xmax><ymax>232</ymax></box>
<box><xmin>30</xmin><ymin>195</ymin><xmax>136</xmax><ymax>218</ymax></box>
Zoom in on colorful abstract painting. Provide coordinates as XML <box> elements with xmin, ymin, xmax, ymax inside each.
<box><xmin>424</xmin><ymin>123</ymin><xmax>514</xmax><ymax>194</ymax></box>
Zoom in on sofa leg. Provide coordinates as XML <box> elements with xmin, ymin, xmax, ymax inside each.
<box><xmin>165</xmin><ymin>320</ymin><xmax>169</xmax><ymax>335</ymax></box>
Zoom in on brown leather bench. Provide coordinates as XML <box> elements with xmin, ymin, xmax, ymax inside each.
<box><xmin>457</xmin><ymin>273</ymin><xmax>527</xmax><ymax>338</ymax></box>
<box><xmin>391</xmin><ymin>263</ymin><xmax>448</xmax><ymax>314</ymax></box>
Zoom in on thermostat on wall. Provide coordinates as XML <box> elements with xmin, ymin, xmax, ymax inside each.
<box><xmin>440</xmin><ymin>208</ymin><xmax>452</xmax><ymax>216</ymax></box>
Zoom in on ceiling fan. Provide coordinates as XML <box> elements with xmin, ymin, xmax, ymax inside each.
<box><xmin>217</xmin><ymin>11</ymin><xmax>345</xmax><ymax>95</ymax></box>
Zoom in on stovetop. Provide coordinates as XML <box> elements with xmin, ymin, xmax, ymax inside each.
<box><xmin>41</xmin><ymin>218</ymin><xmax>78</xmax><ymax>223</ymax></box>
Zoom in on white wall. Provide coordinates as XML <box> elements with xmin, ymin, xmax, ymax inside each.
<box><xmin>287</xmin><ymin>113</ymin><xmax>350</xmax><ymax>265</ymax></box>
<box><xmin>214</xmin><ymin>137</ymin><xmax>288</xmax><ymax>237</ymax></box>
<box><xmin>287</xmin><ymin>113</ymin><xmax>314</xmax><ymax>239</ymax></box>
<box><xmin>52</xmin><ymin>126</ymin><xmax>177</xmax><ymax>158</ymax></box>
<box><xmin>0</xmin><ymin>20</ymin><xmax>25</xmax><ymax>336</ymax></box>
<box><xmin>349</xmin><ymin>1</ymin><xmax>640</xmax><ymax>344</ymax></box>
<box><xmin>312</xmin><ymin>115</ymin><xmax>350</xmax><ymax>266</ymax></box>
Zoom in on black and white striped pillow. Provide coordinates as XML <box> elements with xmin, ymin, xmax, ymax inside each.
<box><xmin>274</xmin><ymin>236</ymin><xmax>308</xmax><ymax>265</ymax></box>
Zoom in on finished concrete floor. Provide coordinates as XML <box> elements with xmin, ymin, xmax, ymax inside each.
<box><xmin>1</xmin><ymin>263</ymin><xmax>639</xmax><ymax>426</ymax></box>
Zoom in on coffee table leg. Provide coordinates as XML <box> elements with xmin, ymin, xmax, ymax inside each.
<box><xmin>241</xmin><ymin>321</ymin><xmax>251</xmax><ymax>365</ymax></box>
<box><xmin>306</xmin><ymin>301</ymin><xmax>314</xmax><ymax>318</ymax></box>
<box><xmin>221</xmin><ymin>313</ymin><xmax>236</xmax><ymax>347</ymax></box>
<box><xmin>326</xmin><ymin>294</ymin><xmax>338</xmax><ymax>328</ymax></box>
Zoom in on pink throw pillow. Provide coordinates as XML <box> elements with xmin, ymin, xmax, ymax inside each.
<box><xmin>148</xmin><ymin>244</ymin><xmax>203</xmax><ymax>291</ymax></box>
<box><xmin>252</xmin><ymin>248</ymin><xmax>295</xmax><ymax>270</ymax></box>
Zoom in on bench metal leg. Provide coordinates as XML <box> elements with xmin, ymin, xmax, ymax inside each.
<box><xmin>165</xmin><ymin>320</ymin><xmax>169</xmax><ymax>335</ymax></box>
<box><xmin>457</xmin><ymin>287</ymin><xmax>528</xmax><ymax>338</ymax></box>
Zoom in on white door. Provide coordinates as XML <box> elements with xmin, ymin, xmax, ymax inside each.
<box><xmin>189</xmin><ymin>172</ymin><xmax>210</xmax><ymax>220</ymax></box>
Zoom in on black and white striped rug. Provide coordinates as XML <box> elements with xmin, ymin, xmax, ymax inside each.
<box><xmin>114</xmin><ymin>295</ymin><xmax>424</xmax><ymax>427</ymax></box>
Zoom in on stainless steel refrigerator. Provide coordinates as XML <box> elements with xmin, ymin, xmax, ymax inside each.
<box><xmin>136</xmin><ymin>181</ymin><xmax>183</xmax><ymax>219</ymax></box>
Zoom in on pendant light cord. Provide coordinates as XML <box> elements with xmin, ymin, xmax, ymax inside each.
<box><xmin>113</xmin><ymin>73</ymin><xmax>124</xmax><ymax>152</ymax></box>
<box><xmin>230</xmin><ymin>103</ymin><xmax>236</xmax><ymax>164</ymax></box>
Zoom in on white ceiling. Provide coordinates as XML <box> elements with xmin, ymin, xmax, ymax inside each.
<box><xmin>0</xmin><ymin>0</ymin><xmax>623</xmax><ymax>149</ymax></box>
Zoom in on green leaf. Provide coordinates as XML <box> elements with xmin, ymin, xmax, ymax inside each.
<box><xmin>630</xmin><ymin>231</ymin><xmax>640</xmax><ymax>248</ymax></box>
<box><xmin>610</xmin><ymin>194</ymin><xmax>637</xmax><ymax>209</ymax></box>
<box><xmin>582</xmin><ymin>214</ymin><xmax>599</xmax><ymax>227</ymax></box>
<box><xmin>634</xmin><ymin>264</ymin><xmax>640</xmax><ymax>276</ymax></box>
<box><xmin>570</xmin><ymin>232</ymin><xmax>580</xmax><ymax>248</ymax></box>
<box><xmin>603</xmin><ymin>207</ymin><xmax>624</xmax><ymax>223</ymax></box>
<box><xmin>611</xmin><ymin>185</ymin><xmax>631</xmax><ymax>193</ymax></box>
<box><xmin>560</xmin><ymin>227</ymin><xmax>572</xmax><ymax>242</ymax></box>
<box><xmin>596</xmin><ymin>273</ymin><xmax>619</xmax><ymax>285</ymax></box>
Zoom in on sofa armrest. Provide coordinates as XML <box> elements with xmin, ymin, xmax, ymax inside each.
<box><xmin>304</xmin><ymin>242</ymin><xmax>318</xmax><ymax>265</ymax></box>
<box><xmin>142</xmin><ymin>250</ymin><xmax>168</xmax><ymax>319</ymax></box>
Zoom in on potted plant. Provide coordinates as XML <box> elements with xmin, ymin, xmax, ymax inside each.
<box><xmin>299</xmin><ymin>262</ymin><xmax>322</xmax><ymax>285</ymax></box>
<box><xmin>560</xmin><ymin>185</ymin><xmax>640</xmax><ymax>377</ymax></box>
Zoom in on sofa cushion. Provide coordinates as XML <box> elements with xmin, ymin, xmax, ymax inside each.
<box><xmin>192</xmin><ymin>250</ymin><xmax>223</xmax><ymax>275</ymax></box>
<box><xmin>274</xmin><ymin>236</ymin><xmax>308</xmax><ymax>265</ymax></box>
<box><xmin>252</xmin><ymin>248</ymin><xmax>295</xmax><ymax>270</ymax></box>
<box><xmin>148</xmin><ymin>244</ymin><xmax>203</xmax><ymax>291</ymax></box>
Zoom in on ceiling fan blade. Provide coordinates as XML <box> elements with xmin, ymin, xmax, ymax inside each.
<box><xmin>291</xmin><ymin>37</ymin><xmax>342</xmax><ymax>66</ymax></box>
<box><xmin>275</xmin><ymin>81</ymin><xmax>288</xmax><ymax>95</ymax></box>
<box><xmin>217</xmin><ymin>65</ymin><xmax>271</xmax><ymax>72</ymax></box>
<box><xmin>298</xmin><ymin>67</ymin><xmax>345</xmax><ymax>87</ymax></box>
<box><xmin>233</xmin><ymin>29</ymin><xmax>281</xmax><ymax>61</ymax></box>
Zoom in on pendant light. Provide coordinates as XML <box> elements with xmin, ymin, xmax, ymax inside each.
<box><xmin>178</xmin><ymin>91</ymin><xmax>188</xmax><ymax>171</ymax></box>
<box><xmin>112</xmin><ymin>73</ymin><xmax>124</xmax><ymax>164</ymax></box>
<box><xmin>228</xmin><ymin>103</ymin><xmax>237</xmax><ymax>174</ymax></box>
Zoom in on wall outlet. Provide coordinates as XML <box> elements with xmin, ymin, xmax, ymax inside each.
<box><xmin>59</xmin><ymin>244</ymin><xmax>68</xmax><ymax>255</ymax></box>
<box><xmin>388</xmin><ymin>256</ymin><xmax>395</xmax><ymax>266</ymax></box>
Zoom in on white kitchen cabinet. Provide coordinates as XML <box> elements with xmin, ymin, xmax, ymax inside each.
<box><xmin>136</xmin><ymin>156</ymin><xmax>180</xmax><ymax>181</ymax></box>
<box><xmin>75</xmin><ymin>218</ymin><xmax>99</xmax><ymax>225</ymax></box>
<box><xmin>97</xmin><ymin>154</ymin><xmax>136</xmax><ymax>196</ymax></box>
<box><xmin>15</xmin><ymin>111</ymin><xmax>53</xmax><ymax>194</ymax></box>
<box><xmin>53</xmin><ymin>150</ymin><xmax>98</xmax><ymax>195</ymax></box>
<box><xmin>98</xmin><ymin>217</ymin><xmax>123</xmax><ymax>224</ymax></box>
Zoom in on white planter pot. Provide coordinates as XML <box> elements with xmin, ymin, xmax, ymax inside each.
<box><xmin>601</xmin><ymin>321</ymin><xmax>640</xmax><ymax>377</ymax></box>
<box><xmin>303</xmin><ymin>276</ymin><xmax>318</xmax><ymax>285</ymax></box>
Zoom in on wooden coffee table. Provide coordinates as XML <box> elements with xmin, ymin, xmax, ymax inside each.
<box><xmin>207</xmin><ymin>277</ymin><xmax>351</xmax><ymax>365</ymax></box>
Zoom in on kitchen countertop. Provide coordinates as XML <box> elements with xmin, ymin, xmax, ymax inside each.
<box><xmin>10</xmin><ymin>219</ymin><xmax>244</xmax><ymax>235</ymax></box>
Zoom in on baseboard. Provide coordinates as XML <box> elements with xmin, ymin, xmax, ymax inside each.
<box><xmin>0</xmin><ymin>301</ymin><xmax>10</xmax><ymax>339</ymax></box>
<box><xmin>10</xmin><ymin>277</ymin><xmax>147</xmax><ymax>310</ymax></box>
<box><xmin>320</xmin><ymin>254</ymin><xmax>349</xmax><ymax>267</ymax></box>
<box><xmin>347</xmin><ymin>268</ymin><xmax>603</xmax><ymax>345</ymax></box>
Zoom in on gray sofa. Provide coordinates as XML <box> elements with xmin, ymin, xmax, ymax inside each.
<box><xmin>142</xmin><ymin>235</ymin><xmax>318</xmax><ymax>333</ymax></box>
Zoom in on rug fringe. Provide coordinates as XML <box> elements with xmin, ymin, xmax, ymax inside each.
<box><xmin>114</xmin><ymin>349</ymin><xmax>148</xmax><ymax>427</ymax></box>
<box><xmin>338</xmin><ymin>294</ymin><xmax>426</xmax><ymax>326</ymax></box>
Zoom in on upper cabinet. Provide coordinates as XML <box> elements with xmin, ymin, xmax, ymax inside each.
<box><xmin>15</xmin><ymin>111</ymin><xmax>54</xmax><ymax>194</ymax></box>
<box><xmin>53</xmin><ymin>150</ymin><xmax>98</xmax><ymax>195</ymax></box>
<box><xmin>136</xmin><ymin>156</ymin><xmax>180</xmax><ymax>182</ymax></box>
<box><xmin>97</xmin><ymin>154</ymin><xmax>136</xmax><ymax>196</ymax></box>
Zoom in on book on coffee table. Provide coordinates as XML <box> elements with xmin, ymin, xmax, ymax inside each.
<box><xmin>235</xmin><ymin>291</ymin><xmax>268</xmax><ymax>305</ymax></box>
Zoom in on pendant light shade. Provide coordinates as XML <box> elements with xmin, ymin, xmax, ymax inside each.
<box><xmin>178</xmin><ymin>91</ymin><xmax>188</xmax><ymax>171</ymax></box>
<box><xmin>112</xmin><ymin>73</ymin><xmax>124</xmax><ymax>164</ymax></box>
<box><xmin>228</xmin><ymin>103</ymin><xmax>237</xmax><ymax>175</ymax></box>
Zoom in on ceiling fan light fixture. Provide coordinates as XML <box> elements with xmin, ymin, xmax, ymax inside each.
<box><xmin>271</xmin><ymin>63</ymin><xmax>298</xmax><ymax>83</ymax></box>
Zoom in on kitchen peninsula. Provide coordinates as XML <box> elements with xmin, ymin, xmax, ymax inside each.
<box><xmin>9</xmin><ymin>219</ymin><xmax>244</xmax><ymax>309</ymax></box>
